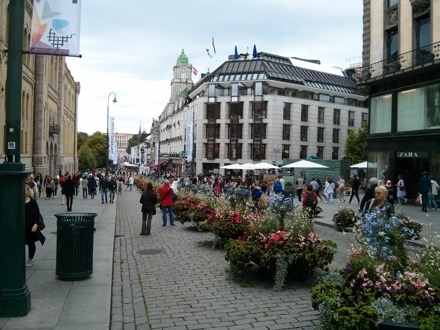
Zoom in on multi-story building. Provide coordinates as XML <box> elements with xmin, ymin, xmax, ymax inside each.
<box><xmin>152</xmin><ymin>50</ymin><xmax>368</xmax><ymax>176</ymax></box>
<box><xmin>0</xmin><ymin>0</ymin><xmax>79</xmax><ymax>176</ymax></box>
<box><xmin>357</xmin><ymin>0</ymin><xmax>440</xmax><ymax>197</ymax></box>
<box><xmin>115</xmin><ymin>132</ymin><xmax>134</xmax><ymax>163</ymax></box>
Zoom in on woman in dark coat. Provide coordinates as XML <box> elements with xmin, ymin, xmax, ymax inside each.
<box><xmin>63</xmin><ymin>175</ymin><xmax>75</xmax><ymax>212</ymax></box>
<box><xmin>87</xmin><ymin>175</ymin><xmax>97</xmax><ymax>199</ymax></box>
<box><xmin>139</xmin><ymin>182</ymin><xmax>158</xmax><ymax>235</ymax></box>
<box><xmin>25</xmin><ymin>185</ymin><xmax>45</xmax><ymax>267</ymax></box>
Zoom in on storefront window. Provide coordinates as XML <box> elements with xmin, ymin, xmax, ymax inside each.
<box><xmin>367</xmin><ymin>151</ymin><xmax>390</xmax><ymax>182</ymax></box>
<box><xmin>370</xmin><ymin>94</ymin><xmax>392</xmax><ymax>133</ymax></box>
<box><xmin>397</xmin><ymin>83</ymin><xmax>440</xmax><ymax>131</ymax></box>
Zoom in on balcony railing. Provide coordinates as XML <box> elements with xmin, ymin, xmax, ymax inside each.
<box><xmin>49</xmin><ymin>124</ymin><xmax>60</xmax><ymax>135</ymax></box>
<box><xmin>355</xmin><ymin>41</ymin><xmax>440</xmax><ymax>82</ymax></box>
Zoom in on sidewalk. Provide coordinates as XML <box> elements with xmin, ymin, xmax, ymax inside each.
<box><xmin>0</xmin><ymin>188</ymin><xmax>438</xmax><ymax>329</ymax></box>
<box><xmin>0</xmin><ymin>191</ymin><xmax>116</xmax><ymax>330</ymax></box>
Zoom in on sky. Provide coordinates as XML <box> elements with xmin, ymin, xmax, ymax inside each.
<box><xmin>66</xmin><ymin>0</ymin><xmax>364</xmax><ymax>135</ymax></box>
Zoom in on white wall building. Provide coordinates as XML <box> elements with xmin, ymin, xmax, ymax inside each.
<box><xmin>152</xmin><ymin>51</ymin><xmax>368</xmax><ymax>176</ymax></box>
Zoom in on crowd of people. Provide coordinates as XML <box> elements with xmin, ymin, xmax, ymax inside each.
<box><xmin>23</xmin><ymin>167</ymin><xmax>439</xmax><ymax>268</ymax></box>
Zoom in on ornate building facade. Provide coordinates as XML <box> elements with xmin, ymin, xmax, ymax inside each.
<box><xmin>0</xmin><ymin>0</ymin><xmax>79</xmax><ymax>176</ymax></box>
<box><xmin>358</xmin><ymin>0</ymin><xmax>440</xmax><ymax>198</ymax></box>
<box><xmin>151</xmin><ymin>50</ymin><xmax>368</xmax><ymax>176</ymax></box>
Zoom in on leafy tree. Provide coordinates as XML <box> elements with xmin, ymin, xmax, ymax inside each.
<box><xmin>344</xmin><ymin>121</ymin><xmax>368</xmax><ymax>164</ymax></box>
<box><xmin>126</xmin><ymin>134</ymin><xmax>139</xmax><ymax>154</ymax></box>
<box><xmin>85</xmin><ymin>131</ymin><xmax>107</xmax><ymax>167</ymax></box>
<box><xmin>78</xmin><ymin>144</ymin><xmax>97</xmax><ymax>170</ymax></box>
<box><xmin>77</xmin><ymin>132</ymin><xmax>89</xmax><ymax>150</ymax></box>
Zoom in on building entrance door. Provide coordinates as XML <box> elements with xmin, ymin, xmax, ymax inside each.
<box><xmin>394</xmin><ymin>158</ymin><xmax>430</xmax><ymax>199</ymax></box>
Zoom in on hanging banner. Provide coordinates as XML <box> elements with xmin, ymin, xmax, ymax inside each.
<box><xmin>30</xmin><ymin>0</ymin><xmax>82</xmax><ymax>56</ymax></box>
<box><xmin>186</xmin><ymin>122</ymin><xmax>193</xmax><ymax>162</ymax></box>
<box><xmin>109</xmin><ymin>117</ymin><xmax>115</xmax><ymax>164</ymax></box>
<box><xmin>110</xmin><ymin>117</ymin><xmax>117</xmax><ymax>165</ymax></box>
<box><xmin>155</xmin><ymin>143</ymin><xmax>159</xmax><ymax>165</ymax></box>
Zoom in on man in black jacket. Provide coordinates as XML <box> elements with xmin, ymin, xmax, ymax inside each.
<box><xmin>360</xmin><ymin>177</ymin><xmax>378</xmax><ymax>213</ymax></box>
<box><xmin>100</xmin><ymin>175</ymin><xmax>109</xmax><ymax>204</ymax></box>
<box><xmin>63</xmin><ymin>175</ymin><xmax>75</xmax><ymax>212</ymax></box>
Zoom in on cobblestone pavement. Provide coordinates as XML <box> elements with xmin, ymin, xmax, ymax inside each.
<box><xmin>110</xmin><ymin>190</ymin><xmax>356</xmax><ymax>330</ymax></box>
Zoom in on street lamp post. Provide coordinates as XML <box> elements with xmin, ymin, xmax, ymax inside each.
<box><xmin>106</xmin><ymin>92</ymin><xmax>117</xmax><ymax>176</ymax></box>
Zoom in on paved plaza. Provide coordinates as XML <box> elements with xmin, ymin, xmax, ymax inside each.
<box><xmin>0</xmin><ymin>186</ymin><xmax>438</xmax><ymax>329</ymax></box>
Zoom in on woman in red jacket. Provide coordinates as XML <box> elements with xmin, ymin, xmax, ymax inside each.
<box><xmin>158</xmin><ymin>180</ymin><xmax>175</xmax><ymax>226</ymax></box>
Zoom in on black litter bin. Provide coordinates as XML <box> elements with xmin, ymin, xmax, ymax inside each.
<box><xmin>55</xmin><ymin>213</ymin><xmax>97</xmax><ymax>280</ymax></box>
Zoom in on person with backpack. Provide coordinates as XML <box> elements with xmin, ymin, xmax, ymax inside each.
<box><xmin>302</xmin><ymin>184</ymin><xmax>318</xmax><ymax>218</ymax></box>
<box><xmin>254</xmin><ymin>182</ymin><xmax>269</xmax><ymax>211</ymax></box>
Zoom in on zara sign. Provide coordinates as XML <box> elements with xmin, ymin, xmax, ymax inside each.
<box><xmin>396</xmin><ymin>151</ymin><xmax>429</xmax><ymax>158</ymax></box>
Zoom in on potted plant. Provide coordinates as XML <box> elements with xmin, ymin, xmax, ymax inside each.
<box><xmin>311</xmin><ymin>210</ymin><xmax>439</xmax><ymax>328</ymax></box>
<box><xmin>332</xmin><ymin>207</ymin><xmax>360</xmax><ymax>231</ymax></box>
<box><xmin>225</xmin><ymin>209</ymin><xmax>337</xmax><ymax>291</ymax></box>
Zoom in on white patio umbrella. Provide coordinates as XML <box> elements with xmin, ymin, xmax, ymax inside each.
<box><xmin>350</xmin><ymin>161</ymin><xmax>377</xmax><ymax>168</ymax></box>
<box><xmin>350</xmin><ymin>161</ymin><xmax>368</xmax><ymax>168</ymax></box>
<box><xmin>220</xmin><ymin>164</ymin><xmax>245</xmax><ymax>169</ymax></box>
<box><xmin>252</xmin><ymin>162</ymin><xmax>280</xmax><ymax>169</ymax></box>
<box><xmin>240</xmin><ymin>163</ymin><xmax>257</xmax><ymax>170</ymax></box>
<box><xmin>281</xmin><ymin>159</ymin><xmax>328</xmax><ymax>168</ymax></box>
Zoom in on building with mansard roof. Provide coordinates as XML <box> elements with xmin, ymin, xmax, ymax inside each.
<box><xmin>150</xmin><ymin>50</ymin><xmax>368</xmax><ymax>176</ymax></box>
<box><xmin>0</xmin><ymin>0</ymin><xmax>79</xmax><ymax>176</ymax></box>
<box><xmin>357</xmin><ymin>0</ymin><xmax>440</xmax><ymax>198</ymax></box>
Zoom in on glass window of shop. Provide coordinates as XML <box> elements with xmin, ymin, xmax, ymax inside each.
<box><xmin>397</xmin><ymin>84</ymin><xmax>440</xmax><ymax>131</ymax></box>
<box><xmin>367</xmin><ymin>151</ymin><xmax>390</xmax><ymax>182</ymax></box>
<box><xmin>370</xmin><ymin>94</ymin><xmax>392</xmax><ymax>133</ymax></box>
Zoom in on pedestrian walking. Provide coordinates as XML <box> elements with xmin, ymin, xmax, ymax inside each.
<box><xmin>100</xmin><ymin>175</ymin><xmax>109</xmax><ymax>204</ymax></box>
<box><xmin>108</xmin><ymin>176</ymin><xmax>117</xmax><ymax>203</ymax></box>
<box><xmin>348</xmin><ymin>174</ymin><xmax>361</xmax><ymax>204</ymax></box>
<box><xmin>35</xmin><ymin>173</ymin><xmax>43</xmax><ymax>197</ymax></box>
<box><xmin>396</xmin><ymin>174</ymin><xmax>407</xmax><ymax>205</ymax></box>
<box><xmin>158</xmin><ymin>180</ymin><xmax>175</xmax><ymax>226</ymax></box>
<box><xmin>337</xmin><ymin>175</ymin><xmax>346</xmax><ymax>202</ymax></box>
<box><xmin>419</xmin><ymin>171</ymin><xmax>431</xmax><ymax>212</ymax></box>
<box><xmin>63</xmin><ymin>175</ymin><xmax>75</xmax><ymax>212</ymax></box>
<box><xmin>323</xmin><ymin>177</ymin><xmax>335</xmax><ymax>203</ymax></box>
<box><xmin>88</xmin><ymin>175</ymin><xmax>97</xmax><ymax>199</ymax></box>
<box><xmin>82</xmin><ymin>175</ymin><xmax>89</xmax><ymax>199</ymax></box>
<box><xmin>25</xmin><ymin>185</ymin><xmax>45</xmax><ymax>267</ymax></box>
<box><xmin>385</xmin><ymin>180</ymin><xmax>394</xmax><ymax>205</ymax></box>
<box><xmin>45</xmin><ymin>175</ymin><xmax>54</xmax><ymax>199</ymax></box>
<box><xmin>139</xmin><ymin>182</ymin><xmax>158</xmax><ymax>235</ymax></box>
<box><xmin>126</xmin><ymin>176</ymin><xmax>134</xmax><ymax>191</ymax></box>
<box><xmin>360</xmin><ymin>177</ymin><xmax>379</xmax><ymax>212</ymax></box>
<box><xmin>429</xmin><ymin>176</ymin><xmax>439</xmax><ymax>210</ymax></box>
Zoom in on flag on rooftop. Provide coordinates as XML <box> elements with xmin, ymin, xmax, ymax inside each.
<box><xmin>190</xmin><ymin>64</ymin><xmax>198</xmax><ymax>76</ymax></box>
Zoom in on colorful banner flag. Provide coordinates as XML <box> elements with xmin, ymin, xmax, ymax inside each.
<box><xmin>190</xmin><ymin>64</ymin><xmax>198</xmax><ymax>76</ymax></box>
<box><xmin>30</xmin><ymin>0</ymin><xmax>82</xmax><ymax>56</ymax></box>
